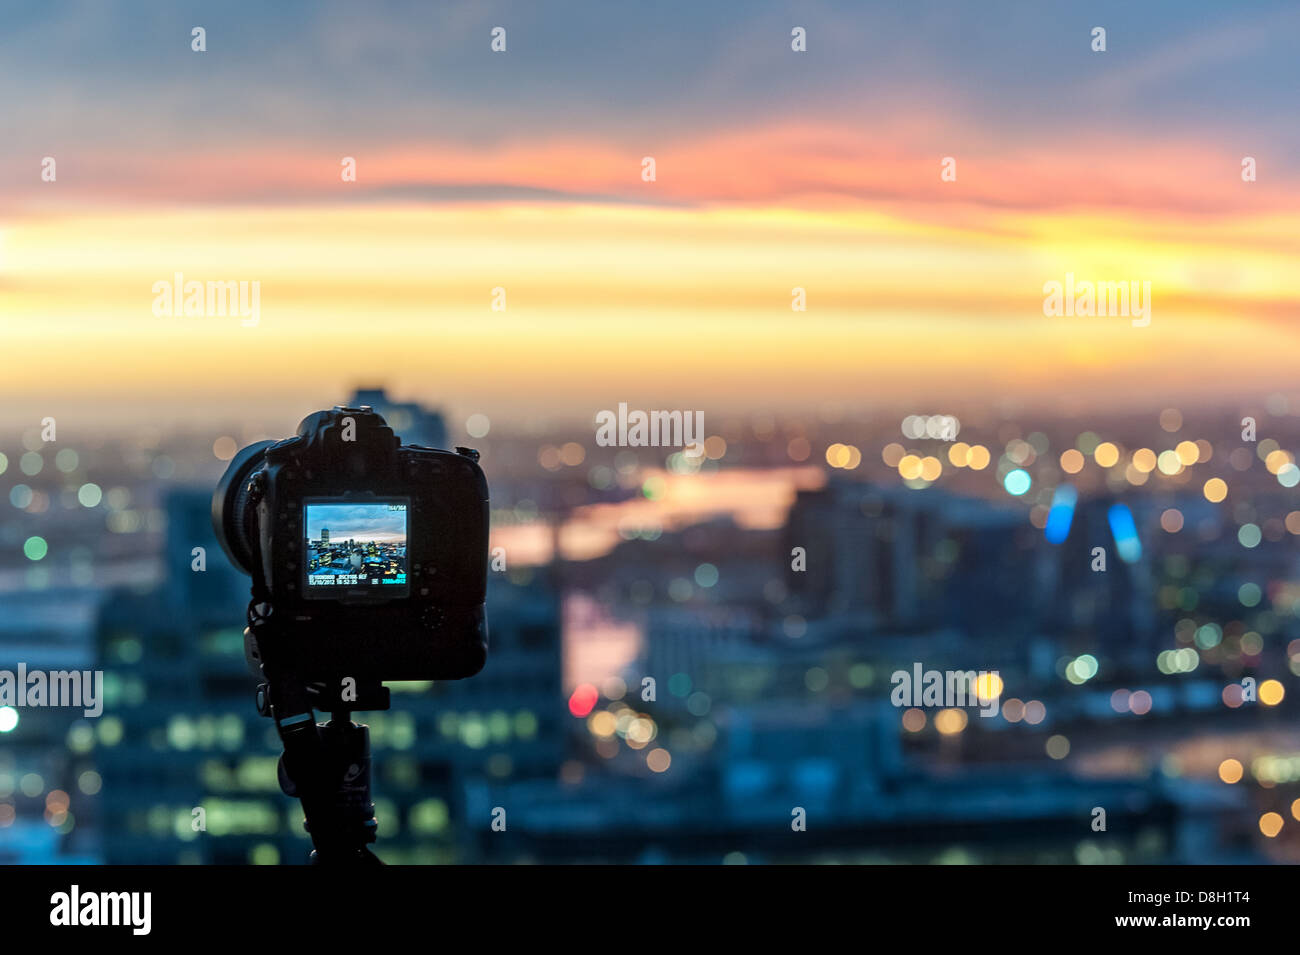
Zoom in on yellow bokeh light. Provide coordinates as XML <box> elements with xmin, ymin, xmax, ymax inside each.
<box><xmin>1265</xmin><ymin>449</ymin><xmax>1293</xmax><ymax>475</ymax></box>
<box><xmin>1218</xmin><ymin>758</ymin><xmax>1243</xmax><ymax>784</ymax></box>
<box><xmin>975</xmin><ymin>672</ymin><xmax>1004</xmax><ymax>702</ymax></box>
<box><xmin>1260</xmin><ymin>812</ymin><xmax>1284</xmax><ymax>838</ymax></box>
<box><xmin>588</xmin><ymin>710</ymin><xmax>617</xmax><ymax>739</ymax></box>
<box><xmin>934</xmin><ymin>708</ymin><xmax>968</xmax><ymax>735</ymax></box>
<box><xmin>1260</xmin><ymin>679</ymin><xmax>1285</xmax><ymax>706</ymax></box>
<box><xmin>625</xmin><ymin>718</ymin><xmax>654</xmax><ymax>749</ymax></box>
<box><xmin>1175</xmin><ymin>440</ymin><xmax>1199</xmax><ymax>466</ymax></box>
<box><xmin>1093</xmin><ymin>442</ymin><xmax>1119</xmax><ymax>468</ymax></box>
<box><xmin>898</xmin><ymin>454</ymin><xmax>922</xmax><ymax>480</ymax></box>
<box><xmin>1060</xmin><ymin>449</ymin><xmax>1084</xmax><ymax>474</ymax></box>
<box><xmin>1132</xmin><ymin>448</ymin><xmax>1157</xmax><ymax>473</ymax></box>
<box><xmin>948</xmin><ymin>442</ymin><xmax>970</xmax><ymax>467</ymax></box>
<box><xmin>1203</xmin><ymin>478</ymin><xmax>1228</xmax><ymax>503</ymax></box>
<box><xmin>920</xmin><ymin>456</ymin><xmax>942</xmax><ymax>481</ymax></box>
<box><xmin>967</xmin><ymin>445</ymin><xmax>990</xmax><ymax>470</ymax></box>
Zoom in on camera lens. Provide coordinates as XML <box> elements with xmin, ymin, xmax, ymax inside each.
<box><xmin>211</xmin><ymin>440</ymin><xmax>274</xmax><ymax>575</ymax></box>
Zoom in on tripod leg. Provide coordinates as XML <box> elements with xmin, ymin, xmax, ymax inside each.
<box><xmin>288</xmin><ymin>717</ymin><xmax>383</xmax><ymax>864</ymax></box>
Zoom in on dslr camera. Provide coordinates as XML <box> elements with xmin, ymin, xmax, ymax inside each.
<box><xmin>212</xmin><ymin>405</ymin><xmax>489</xmax><ymax>685</ymax></box>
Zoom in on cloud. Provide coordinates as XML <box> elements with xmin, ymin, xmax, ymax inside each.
<box><xmin>4</xmin><ymin>118</ymin><xmax>1297</xmax><ymax>221</ymax></box>
<box><xmin>1085</xmin><ymin>7</ymin><xmax>1300</xmax><ymax>98</ymax></box>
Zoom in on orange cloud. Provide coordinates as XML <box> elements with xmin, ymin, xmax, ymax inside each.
<box><xmin>5</xmin><ymin>120</ymin><xmax>1295</xmax><ymax>221</ymax></box>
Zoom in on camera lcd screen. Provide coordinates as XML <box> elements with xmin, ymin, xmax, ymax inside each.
<box><xmin>304</xmin><ymin>501</ymin><xmax>409</xmax><ymax>598</ymax></box>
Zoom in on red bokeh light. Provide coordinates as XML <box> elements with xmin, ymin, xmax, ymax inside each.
<box><xmin>568</xmin><ymin>684</ymin><xmax>599</xmax><ymax>718</ymax></box>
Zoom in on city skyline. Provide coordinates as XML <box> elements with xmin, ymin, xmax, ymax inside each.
<box><xmin>5</xmin><ymin>0</ymin><xmax>1300</xmax><ymax>886</ymax></box>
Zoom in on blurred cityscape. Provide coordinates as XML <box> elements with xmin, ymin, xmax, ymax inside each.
<box><xmin>3</xmin><ymin>387</ymin><xmax>1300</xmax><ymax>864</ymax></box>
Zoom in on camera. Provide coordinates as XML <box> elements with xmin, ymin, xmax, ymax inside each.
<box><xmin>211</xmin><ymin>405</ymin><xmax>489</xmax><ymax>684</ymax></box>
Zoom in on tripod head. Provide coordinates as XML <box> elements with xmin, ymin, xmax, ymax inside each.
<box><xmin>252</xmin><ymin>644</ymin><xmax>392</xmax><ymax>865</ymax></box>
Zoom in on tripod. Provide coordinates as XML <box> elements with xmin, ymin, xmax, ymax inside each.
<box><xmin>248</xmin><ymin>617</ymin><xmax>392</xmax><ymax>865</ymax></box>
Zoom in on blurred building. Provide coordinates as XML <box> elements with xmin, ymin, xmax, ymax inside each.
<box><xmin>90</xmin><ymin>419</ymin><xmax>562</xmax><ymax>863</ymax></box>
<box><xmin>348</xmin><ymin>388</ymin><xmax>448</xmax><ymax>450</ymax></box>
<box><xmin>784</xmin><ymin>479</ymin><xmax>1040</xmax><ymax>636</ymax></box>
<box><xmin>463</xmin><ymin>692</ymin><xmax>1250</xmax><ymax>863</ymax></box>
<box><xmin>0</xmin><ymin>590</ymin><xmax>102</xmax><ymax>863</ymax></box>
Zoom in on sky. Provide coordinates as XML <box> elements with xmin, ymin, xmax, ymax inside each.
<box><xmin>2</xmin><ymin>0</ymin><xmax>1299</xmax><ymax>431</ymax></box>
<box><xmin>305</xmin><ymin>503</ymin><xmax>406</xmax><ymax>544</ymax></box>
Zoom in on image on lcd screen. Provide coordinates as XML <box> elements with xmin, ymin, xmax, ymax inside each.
<box><xmin>304</xmin><ymin>502</ymin><xmax>408</xmax><ymax>595</ymax></box>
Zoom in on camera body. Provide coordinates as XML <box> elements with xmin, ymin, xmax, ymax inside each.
<box><xmin>212</xmin><ymin>406</ymin><xmax>489</xmax><ymax>684</ymax></box>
